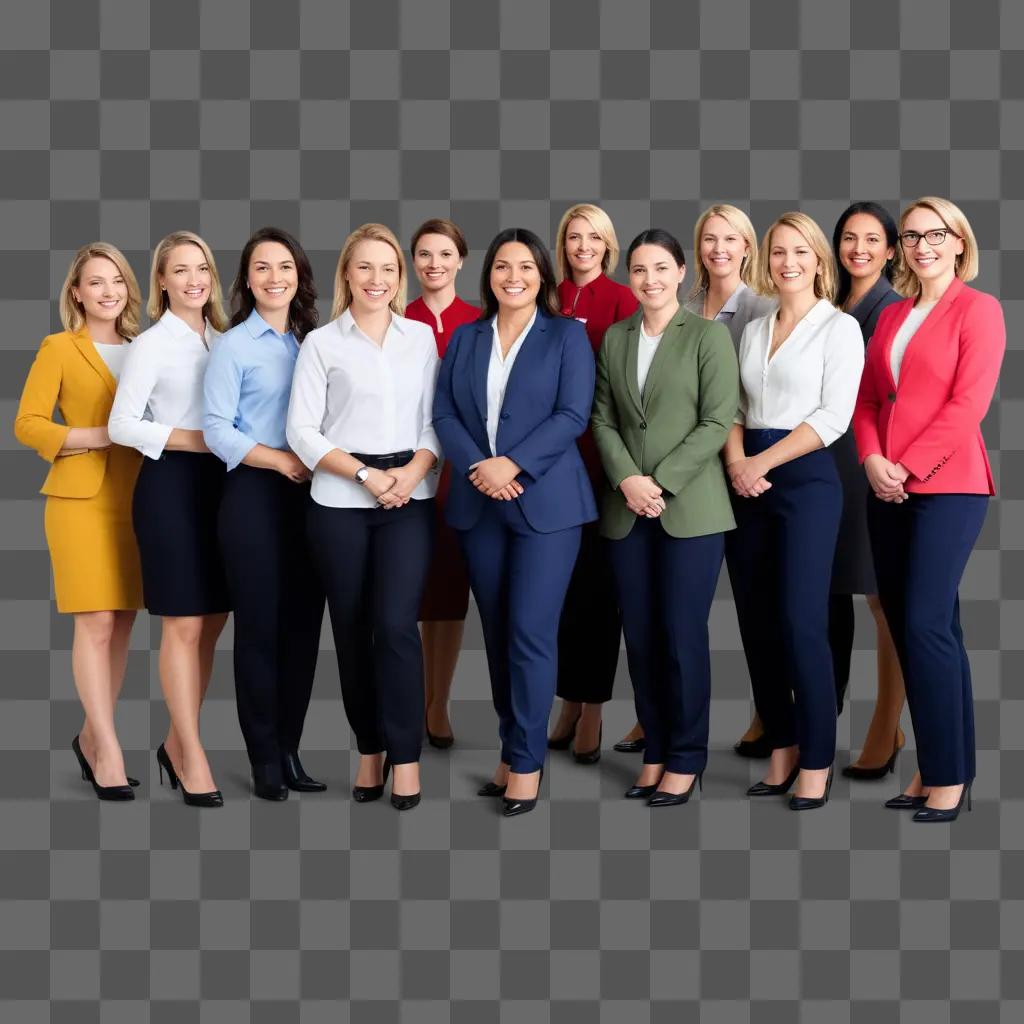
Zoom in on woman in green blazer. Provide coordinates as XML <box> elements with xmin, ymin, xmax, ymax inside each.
<box><xmin>592</xmin><ymin>228</ymin><xmax>739</xmax><ymax>806</ymax></box>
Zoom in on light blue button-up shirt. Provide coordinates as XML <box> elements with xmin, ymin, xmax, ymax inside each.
<box><xmin>203</xmin><ymin>309</ymin><xmax>300</xmax><ymax>470</ymax></box>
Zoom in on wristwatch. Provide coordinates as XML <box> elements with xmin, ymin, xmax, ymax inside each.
<box><xmin>354</xmin><ymin>466</ymin><xmax>370</xmax><ymax>485</ymax></box>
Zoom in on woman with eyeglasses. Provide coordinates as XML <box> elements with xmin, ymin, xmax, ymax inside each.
<box><xmin>854</xmin><ymin>197</ymin><xmax>1005</xmax><ymax>822</ymax></box>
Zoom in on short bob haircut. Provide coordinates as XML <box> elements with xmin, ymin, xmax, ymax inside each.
<box><xmin>554</xmin><ymin>203</ymin><xmax>621</xmax><ymax>283</ymax></box>
<box><xmin>331</xmin><ymin>223</ymin><xmax>407</xmax><ymax>320</ymax></box>
<box><xmin>754</xmin><ymin>212</ymin><xmax>837</xmax><ymax>304</ymax></box>
<box><xmin>60</xmin><ymin>242</ymin><xmax>142</xmax><ymax>339</ymax></box>
<box><xmin>625</xmin><ymin>228</ymin><xmax>686</xmax><ymax>271</ymax></box>
<box><xmin>689</xmin><ymin>204</ymin><xmax>760</xmax><ymax>300</ymax></box>
<box><xmin>229</xmin><ymin>226</ymin><xmax>319</xmax><ymax>342</ymax></box>
<box><xmin>831</xmin><ymin>201</ymin><xmax>899</xmax><ymax>308</ymax></box>
<box><xmin>478</xmin><ymin>228</ymin><xmax>560</xmax><ymax>321</ymax></box>
<box><xmin>409</xmin><ymin>218</ymin><xmax>469</xmax><ymax>260</ymax></box>
<box><xmin>892</xmin><ymin>196</ymin><xmax>979</xmax><ymax>298</ymax></box>
<box><xmin>147</xmin><ymin>230</ymin><xmax>229</xmax><ymax>331</ymax></box>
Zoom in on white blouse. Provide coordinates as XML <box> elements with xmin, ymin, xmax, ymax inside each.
<box><xmin>286</xmin><ymin>308</ymin><xmax>441</xmax><ymax>509</ymax></box>
<box><xmin>636</xmin><ymin>325</ymin><xmax>663</xmax><ymax>396</ymax></box>
<box><xmin>486</xmin><ymin>311</ymin><xmax>535</xmax><ymax>456</ymax></box>
<box><xmin>107</xmin><ymin>310</ymin><xmax>218</xmax><ymax>460</ymax></box>
<box><xmin>890</xmin><ymin>301</ymin><xmax>935</xmax><ymax>384</ymax></box>
<box><xmin>736</xmin><ymin>299</ymin><xmax>865</xmax><ymax>447</ymax></box>
<box><xmin>94</xmin><ymin>341</ymin><xmax>129</xmax><ymax>379</ymax></box>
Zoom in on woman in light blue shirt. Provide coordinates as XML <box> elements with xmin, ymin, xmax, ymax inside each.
<box><xmin>203</xmin><ymin>227</ymin><xmax>326</xmax><ymax>801</ymax></box>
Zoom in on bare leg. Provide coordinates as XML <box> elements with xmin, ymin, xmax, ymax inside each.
<box><xmin>762</xmin><ymin>744</ymin><xmax>799</xmax><ymax>785</ymax></box>
<box><xmin>505</xmin><ymin>768</ymin><xmax>541</xmax><ymax>801</ymax></box>
<box><xmin>618</xmin><ymin>721</ymin><xmax>644</xmax><ymax>744</ymax></box>
<box><xmin>548</xmin><ymin>700</ymin><xmax>581</xmax><ymax>742</ymax></box>
<box><xmin>634</xmin><ymin>762</ymin><xmax>664</xmax><ymax>788</ymax></box>
<box><xmin>355</xmin><ymin>751</ymin><xmax>386</xmax><ymax>787</ymax></box>
<box><xmin>391</xmin><ymin>761</ymin><xmax>421</xmax><ymax>798</ymax></box>
<box><xmin>574</xmin><ymin>702</ymin><xmax>603</xmax><ymax>752</ymax></box>
<box><xmin>739</xmin><ymin>712</ymin><xmax>764</xmax><ymax>744</ymax></box>
<box><xmin>850</xmin><ymin>594</ymin><xmax>907</xmax><ymax>768</ymax></box>
<box><xmin>421</xmin><ymin>619</ymin><xmax>463</xmax><ymax>739</ymax></box>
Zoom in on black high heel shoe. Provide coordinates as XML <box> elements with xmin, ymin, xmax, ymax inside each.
<box><xmin>624</xmin><ymin>781</ymin><xmax>659</xmax><ymax>800</ymax></box>
<box><xmin>252</xmin><ymin>763</ymin><xmax>288</xmax><ymax>801</ymax></box>
<box><xmin>613</xmin><ymin>734</ymin><xmax>646</xmax><ymax>754</ymax></box>
<box><xmin>573</xmin><ymin>725</ymin><xmax>602</xmax><ymax>765</ymax></box>
<box><xmin>352</xmin><ymin>755</ymin><xmax>390</xmax><ymax>803</ymax></box>
<box><xmin>502</xmin><ymin>768</ymin><xmax>544</xmax><ymax>817</ymax></box>
<box><xmin>426</xmin><ymin>728</ymin><xmax>454</xmax><ymax>750</ymax></box>
<box><xmin>281</xmin><ymin>751</ymin><xmax>327</xmax><ymax>792</ymax></box>
<box><xmin>547</xmin><ymin>717</ymin><xmax>579</xmax><ymax>751</ymax></box>
<box><xmin>884</xmin><ymin>793</ymin><xmax>928</xmax><ymax>810</ymax></box>
<box><xmin>648</xmin><ymin>771</ymin><xmax>702</xmax><ymax>807</ymax></box>
<box><xmin>71</xmin><ymin>736</ymin><xmax>134</xmax><ymax>801</ymax></box>
<box><xmin>842</xmin><ymin>740</ymin><xmax>902</xmax><ymax>781</ymax></box>
<box><xmin>477</xmin><ymin>780</ymin><xmax>508</xmax><ymax>797</ymax></box>
<box><xmin>912</xmin><ymin>783</ymin><xmax>972</xmax><ymax>823</ymax></box>
<box><xmin>789</xmin><ymin>767</ymin><xmax>833</xmax><ymax>811</ymax></box>
<box><xmin>734</xmin><ymin>734</ymin><xmax>773</xmax><ymax>759</ymax></box>
<box><xmin>72</xmin><ymin>736</ymin><xmax>139</xmax><ymax>787</ymax></box>
<box><xmin>156</xmin><ymin>744</ymin><xmax>223</xmax><ymax>808</ymax></box>
<box><xmin>747</xmin><ymin>764</ymin><xmax>799</xmax><ymax>797</ymax></box>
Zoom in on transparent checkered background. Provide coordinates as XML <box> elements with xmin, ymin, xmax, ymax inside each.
<box><xmin>1</xmin><ymin>1</ymin><xmax>1023</xmax><ymax>1020</ymax></box>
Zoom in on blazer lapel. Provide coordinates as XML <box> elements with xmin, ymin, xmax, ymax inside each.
<box><xmin>623</xmin><ymin>313</ymin><xmax>644</xmax><ymax>418</ymax></box>
<box><xmin>641</xmin><ymin>309</ymin><xmax>689</xmax><ymax>413</ymax></box>
<box><xmin>71</xmin><ymin>329</ymin><xmax>117</xmax><ymax>396</ymax></box>
<box><xmin>851</xmin><ymin>277</ymin><xmax>892</xmax><ymax>334</ymax></box>
<box><xmin>469</xmin><ymin>320</ymin><xmax>491</xmax><ymax>428</ymax></box>
<box><xmin>895</xmin><ymin>277</ymin><xmax>964</xmax><ymax>387</ymax></box>
<box><xmin>501</xmin><ymin>312</ymin><xmax>547</xmax><ymax>407</ymax></box>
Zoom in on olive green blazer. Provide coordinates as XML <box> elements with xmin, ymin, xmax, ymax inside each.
<box><xmin>591</xmin><ymin>308</ymin><xmax>739</xmax><ymax>539</ymax></box>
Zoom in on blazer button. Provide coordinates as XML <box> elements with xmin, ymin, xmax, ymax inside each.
<box><xmin>500</xmin><ymin>412</ymin><xmax>510</xmax><ymax>420</ymax></box>
<box><xmin>640</xmin><ymin>421</ymin><xmax>647</xmax><ymax>430</ymax></box>
<box><xmin>888</xmin><ymin>392</ymin><xmax>896</xmax><ymax>402</ymax></box>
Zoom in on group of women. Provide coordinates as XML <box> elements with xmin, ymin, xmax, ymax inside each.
<box><xmin>16</xmin><ymin>195</ymin><xmax>1003</xmax><ymax>824</ymax></box>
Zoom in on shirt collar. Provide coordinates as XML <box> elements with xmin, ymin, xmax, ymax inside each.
<box><xmin>243</xmin><ymin>308</ymin><xmax>294</xmax><ymax>342</ymax></box>
<box><xmin>720</xmin><ymin>282</ymin><xmax>748</xmax><ymax>315</ymax></box>
<box><xmin>490</xmin><ymin>309</ymin><xmax>537</xmax><ymax>351</ymax></box>
<box><xmin>160</xmin><ymin>308</ymin><xmax>211</xmax><ymax>342</ymax></box>
<box><xmin>338</xmin><ymin>307</ymin><xmax>406</xmax><ymax>338</ymax></box>
<box><xmin>804</xmin><ymin>298</ymin><xmax>836</xmax><ymax>325</ymax></box>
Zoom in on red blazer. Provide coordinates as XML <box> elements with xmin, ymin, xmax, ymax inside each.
<box><xmin>853</xmin><ymin>278</ymin><xmax>1004</xmax><ymax>495</ymax></box>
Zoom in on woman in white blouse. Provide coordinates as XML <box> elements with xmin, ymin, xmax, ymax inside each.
<box><xmin>108</xmin><ymin>231</ymin><xmax>231</xmax><ymax>808</ymax></box>
<box><xmin>723</xmin><ymin>212</ymin><xmax>864</xmax><ymax>811</ymax></box>
<box><xmin>286</xmin><ymin>223</ymin><xmax>439</xmax><ymax>812</ymax></box>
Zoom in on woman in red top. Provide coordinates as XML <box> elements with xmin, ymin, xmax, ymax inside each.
<box><xmin>854</xmin><ymin>197</ymin><xmax>1005</xmax><ymax>823</ymax></box>
<box><xmin>547</xmin><ymin>203</ymin><xmax>640</xmax><ymax>762</ymax></box>
<box><xmin>406</xmin><ymin>219</ymin><xmax>480</xmax><ymax>748</ymax></box>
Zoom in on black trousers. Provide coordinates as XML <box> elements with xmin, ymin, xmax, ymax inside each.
<box><xmin>306</xmin><ymin>498</ymin><xmax>434</xmax><ymax>765</ymax></box>
<box><xmin>218</xmin><ymin>465</ymin><xmax>324</xmax><ymax>768</ymax></box>
<box><xmin>556</xmin><ymin>523</ymin><xmax>622</xmax><ymax>704</ymax></box>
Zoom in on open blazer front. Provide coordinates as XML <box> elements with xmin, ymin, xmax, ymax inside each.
<box><xmin>432</xmin><ymin>308</ymin><xmax>598</xmax><ymax>534</ymax></box>
<box><xmin>591</xmin><ymin>308</ymin><xmax>739</xmax><ymax>540</ymax></box>
<box><xmin>853</xmin><ymin>277</ymin><xmax>1005</xmax><ymax>494</ymax></box>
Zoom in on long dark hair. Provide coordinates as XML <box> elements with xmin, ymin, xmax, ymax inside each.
<box><xmin>832</xmin><ymin>201</ymin><xmax>898</xmax><ymax>308</ymax></box>
<box><xmin>230</xmin><ymin>227</ymin><xmax>319</xmax><ymax>341</ymax></box>
<box><xmin>478</xmin><ymin>228</ymin><xmax>560</xmax><ymax>320</ymax></box>
<box><xmin>626</xmin><ymin>228</ymin><xmax>687</xmax><ymax>270</ymax></box>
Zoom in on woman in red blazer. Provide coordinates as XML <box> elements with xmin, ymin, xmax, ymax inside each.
<box><xmin>853</xmin><ymin>197</ymin><xmax>1005</xmax><ymax>823</ymax></box>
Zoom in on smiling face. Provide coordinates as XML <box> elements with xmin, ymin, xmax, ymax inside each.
<box><xmin>900</xmin><ymin>205</ymin><xmax>965</xmax><ymax>289</ymax></box>
<box><xmin>629</xmin><ymin>244</ymin><xmax>686</xmax><ymax>316</ymax></box>
<box><xmin>768</xmin><ymin>224</ymin><xmax>820</xmax><ymax>298</ymax></box>
<box><xmin>489</xmin><ymin>241</ymin><xmax>541</xmax><ymax>313</ymax></box>
<box><xmin>564</xmin><ymin>217</ymin><xmax>607</xmax><ymax>280</ymax></box>
<box><xmin>159</xmin><ymin>243</ymin><xmax>211</xmax><ymax>316</ymax></box>
<box><xmin>247</xmin><ymin>241</ymin><xmax>298</xmax><ymax>320</ymax></box>
<box><xmin>839</xmin><ymin>212</ymin><xmax>894</xmax><ymax>285</ymax></box>
<box><xmin>413</xmin><ymin>233</ymin><xmax>463</xmax><ymax>294</ymax></box>
<box><xmin>699</xmin><ymin>214</ymin><xmax>749</xmax><ymax>284</ymax></box>
<box><xmin>73</xmin><ymin>256</ymin><xmax>128</xmax><ymax>325</ymax></box>
<box><xmin>345</xmin><ymin>238</ymin><xmax>401</xmax><ymax>315</ymax></box>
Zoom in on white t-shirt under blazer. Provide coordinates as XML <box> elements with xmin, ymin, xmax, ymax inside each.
<box><xmin>736</xmin><ymin>298</ymin><xmax>865</xmax><ymax>447</ymax></box>
<box><xmin>286</xmin><ymin>308</ymin><xmax>441</xmax><ymax>510</ymax></box>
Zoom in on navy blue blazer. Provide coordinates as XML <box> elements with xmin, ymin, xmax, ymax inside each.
<box><xmin>432</xmin><ymin>308</ymin><xmax>598</xmax><ymax>534</ymax></box>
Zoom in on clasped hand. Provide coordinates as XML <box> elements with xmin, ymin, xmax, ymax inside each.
<box><xmin>620</xmin><ymin>475</ymin><xmax>666</xmax><ymax>518</ymax></box>
<box><xmin>469</xmin><ymin>456</ymin><xmax>524</xmax><ymax>501</ymax></box>
<box><xmin>727</xmin><ymin>456</ymin><xmax>772</xmax><ymax>498</ymax></box>
<box><xmin>376</xmin><ymin>464</ymin><xmax>426</xmax><ymax>509</ymax></box>
<box><xmin>864</xmin><ymin>454</ymin><xmax>909</xmax><ymax>503</ymax></box>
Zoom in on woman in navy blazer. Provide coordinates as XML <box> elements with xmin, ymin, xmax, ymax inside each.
<box><xmin>433</xmin><ymin>227</ymin><xmax>597</xmax><ymax>816</ymax></box>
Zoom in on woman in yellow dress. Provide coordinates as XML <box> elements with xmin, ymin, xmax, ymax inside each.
<box><xmin>14</xmin><ymin>243</ymin><xmax>145</xmax><ymax>800</ymax></box>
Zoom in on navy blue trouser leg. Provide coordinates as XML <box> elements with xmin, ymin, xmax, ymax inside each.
<box><xmin>460</xmin><ymin>502</ymin><xmax>581</xmax><ymax>773</ymax></box>
<box><xmin>609</xmin><ymin>517</ymin><xmax>724</xmax><ymax>774</ymax></box>
<box><xmin>867</xmin><ymin>493</ymin><xmax>987</xmax><ymax>787</ymax></box>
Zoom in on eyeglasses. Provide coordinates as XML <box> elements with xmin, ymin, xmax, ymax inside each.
<box><xmin>899</xmin><ymin>228</ymin><xmax>959</xmax><ymax>248</ymax></box>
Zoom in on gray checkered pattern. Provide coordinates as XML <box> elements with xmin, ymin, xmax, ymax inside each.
<box><xmin>0</xmin><ymin>0</ymin><xmax>1021</xmax><ymax>1019</ymax></box>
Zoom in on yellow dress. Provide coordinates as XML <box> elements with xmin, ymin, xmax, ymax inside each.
<box><xmin>14</xmin><ymin>330</ymin><xmax>143</xmax><ymax>613</ymax></box>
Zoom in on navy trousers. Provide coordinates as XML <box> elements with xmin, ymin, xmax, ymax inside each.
<box><xmin>867</xmin><ymin>492</ymin><xmax>987</xmax><ymax>787</ymax></box>
<box><xmin>609</xmin><ymin>518</ymin><xmax>724</xmax><ymax>774</ymax></box>
<box><xmin>728</xmin><ymin>430</ymin><xmax>843</xmax><ymax>770</ymax></box>
<box><xmin>218</xmin><ymin>465</ymin><xmax>324</xmax><ymax>769</ymax></box>
<box><xmin>459</xmin><ymin>501</ymin><xmax>581</xmax><ymax>773</ymax></box>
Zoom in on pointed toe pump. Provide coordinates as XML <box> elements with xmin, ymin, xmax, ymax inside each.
<box><xmin>72</xmin><ymin>736</ymin><xmax>134</xmax><ymax>802</ymax></box>
<box><xmin>788</xmin><ymin>768</ymin><xmax>834</xmax><ymax>812</ymax></box>
<box><xmin>911</xmin><ymin>784</ymin><xmax>972</xmax><ymax>823</ymax></box>
<box><xmin>884</xmin><ymin>793</ymin><xmax>928</xmax><ymax>810</ymax></box>
<box><xmin>501</xmin><ymin>768</ymin><xmax>544</xmax><ymax>817</ymax></box>
<box><xmin>352</xmin><ymin>756</ymin><xmax>390</xmax><ymax>804</ymax></box>
<box><xmin>282</xmin><ymin>751</ymin><xmax>327</xmax><ymax>792</ymax></box>
<box><xmin>647</xmin><ymin>772</ymin><xmax>702</xmax><ymax>807</ymax></box>
<box><xmin>156</xmin><ymin>744</ymin><xmax>223</xmax><ymax>808</ymax></box>
<box><xmin>747</xmin><ymin>765</ymin><xmax>799</xmax><ymax>797</ymax></box>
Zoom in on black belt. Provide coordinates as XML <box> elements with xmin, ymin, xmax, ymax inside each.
<box><xmin>351</xmin><ymin>450</ymin><xmax>414</xmax><ymax>470</ymax></box>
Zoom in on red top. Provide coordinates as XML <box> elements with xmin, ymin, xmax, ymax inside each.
<box><xmin>853</xmin><ymin>278</ymin><xmax>1004</xmax><ymax>495</ymax></box>
<box><xmin>405</xmin><ymin>294</ymin><xmax>480</xmax><ymax>357</ymax></box>
<box><xmin>558</xmin><ymin>273</ymin><xmax>639</xmax><ymax>354</ymax></box>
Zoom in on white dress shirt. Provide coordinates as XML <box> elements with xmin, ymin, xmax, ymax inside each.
<box><xmin>736</xmin><ymin>298</ymin><xmax>865</xmax><ymax>447</ymax></box>
<box><xmin>636</xmin><ymin>325</ymin><xmax>663</xmax><ymax>396</ymax></box>
<box><xmin>108</xmin><ymin>310</ymin><xmax>218</xmax><ymax>460</ymax></box>
<box><xmin>889</xmin><ymin>301</ymin><xmax>935</xmax><ymax>384</ymax></box>
<box><xmin>286</xmin><ymin>308</ymin><xmax>441</xmax><ymax>509</ymax></box>
<box><xmin>486</xmin><ymin>310</ymin><xmax>536</xmax><ymax>456</ymax></box>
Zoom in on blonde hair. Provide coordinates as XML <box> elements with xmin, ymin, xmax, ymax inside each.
<box><xmin>755</xmin><ymin>211</ymin><xmax>837</xmax><ymax>303</ymax></box>
<box><xmin>689</xmin><ymin>204</ymin><xmax>760</xmax><ymax>299</ymax></box>
<box><xmin>554</xmin><ymin>203</ymin><xmax>620</xmax><ymax>283</ymax></box>
<box><xmin>892</xmin><ymin>196</ymin><xmax>979</xmax><ymax>297</ymax></box>
<box><xmin>60</xmin><ymin>242</ymin><xmax>142</xmax><ymax>338</ymax></box>
<box><xmin>147</xmin><ymin>231</ymin><xmax>228</xmax><ymax>331</ymax></box>
<box><xmin>331</xmin><ymin>223</ymin><xmax>407</xmax><ymax>320</ymax></box>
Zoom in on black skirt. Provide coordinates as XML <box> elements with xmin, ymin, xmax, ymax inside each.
<box><xmin>829</xmin><ymin>428</ymin><xmax>876</xmax><ymax>595</ymax></box>
<box><xmin>132</xmin><ymin>451</ymin><xmax>231</xmax><ymax>616</ymax></box>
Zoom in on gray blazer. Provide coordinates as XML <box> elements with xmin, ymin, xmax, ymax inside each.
<box><xmin>684</xmin><ymin>281</ymin><xmax>777</xmax><ymax>350</ymax></box>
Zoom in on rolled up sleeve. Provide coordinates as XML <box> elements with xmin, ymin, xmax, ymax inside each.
<box><xmin>802</xmin><ymin>317</ymin><xmax>865</xmax><ymax>448</ymax></box>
